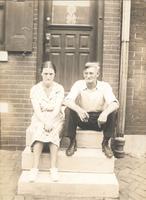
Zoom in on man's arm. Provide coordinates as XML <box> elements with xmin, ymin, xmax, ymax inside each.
<box><xmin>64</xmin><ymin>81</ymin><xmax>89</xmax><ymax>121</ymax></box>
<box><xmin>64</xmin><ymin>99</ymin><xmax>81</xmax><ymax>113</ymax></box>
<box><xmin>98</xmin><ymin>101</ymin><xmax>119</xmax><ymax>126</ymax></box>
<box><xmin>64</xmin><ymin>99</ymin><xmax>89</xmax><ymax>122</ymax></box>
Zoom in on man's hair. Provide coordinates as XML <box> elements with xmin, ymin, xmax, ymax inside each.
<box><xmin>84</xmin><ymin>62</ymin><xmax>100</xmax><ymax>71</ymax></box>
<box><xmin>42</xmin><ymin>61</ymin><xmax>56</xmax><ymax>74</ymax></box>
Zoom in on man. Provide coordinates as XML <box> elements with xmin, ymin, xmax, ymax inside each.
<box><xmin>63</xmin><ymin>62</ymin><xmax>119</xmax><ymax>158</ymax></box>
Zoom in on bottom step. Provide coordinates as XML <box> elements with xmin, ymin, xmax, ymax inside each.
<box><xmin>18</xmin><ymin>171</ymin><xmax>119</xmax><ymax>198</ymax></box>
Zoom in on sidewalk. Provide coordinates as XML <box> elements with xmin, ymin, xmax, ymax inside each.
<box><xmin>0</xmin><ymin>150</ymin><xmax>146</xmax><ymax>200</ymax></box>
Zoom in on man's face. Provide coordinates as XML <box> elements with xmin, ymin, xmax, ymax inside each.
<box><xmin>83</xmin><ymin>66</ymin><xmax>99</xmax><ymax>84</ymax></box>
<box><xmin>41</xmin><ymin>67</ymin><xmax>55</xmax><ymax>86</ymax></box>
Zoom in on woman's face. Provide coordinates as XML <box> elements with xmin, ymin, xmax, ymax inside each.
<box><xmin>41</xmin><ymin>67</ymin><xmax>55</xmax><ymax>87</ymax></box>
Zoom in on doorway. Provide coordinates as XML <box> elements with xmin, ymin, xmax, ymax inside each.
<box><xmin>42</xmin><ymin>0</ymin><xmax>103</xmax><ymax>91</ymax></box>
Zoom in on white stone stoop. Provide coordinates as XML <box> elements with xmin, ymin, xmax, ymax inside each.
<box><xmin>17</xmin><ymin>130</ymin><xmax>119</xmax><ymax>198</ymax></box>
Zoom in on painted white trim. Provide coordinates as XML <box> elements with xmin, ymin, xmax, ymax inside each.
<box><xmin>0</xmin><ymin>102</ymin><xmax>8</xmax><ymax>113</ymax></box>
<box><xmin>117</xmin><ymin>0</ymin><xmax>131</xmax><ymax>136</ymax></box>
<box><xmin>124</xmin><ymin>135</ymin><xmax>146</xmax><ymax>157</ymax></box>
<box><xmin>53</xmin><ymin>1</ymin><xmax>90</xmax><ymax>7</ymax></box>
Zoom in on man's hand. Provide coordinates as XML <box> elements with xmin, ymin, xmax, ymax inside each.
<box><xmin>77</xmin><ymin>108</ymin><xmax>89</xmax><ymax>122</ymax></box>
<box><xmin>97</xmin><ymin>112</ymin><xmax>108</xmax><ymax>128</ymax></box>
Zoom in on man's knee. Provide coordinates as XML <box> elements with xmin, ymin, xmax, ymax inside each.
<box><xmin>64</xmin><ymin>107</ymin><xmax>78</xmax><ymax>119</ymax></box>
<box><xmin>63</xmin><ymin>107</ymin><xmax>78</xmax><ymax>136</ymax></box>
<box><xmin>108</xmin><ymin>111</ymin><xmax>118</xmax><ymax>126</ymax></box>
<box><xmin>102</xmin><ymin>111</ymin><xmax>118</xmax><ymax>137</ymax></box>
<box><xmin>64</xmin><ymin>107</ymin><xmax>70</xmax><ymax>117</ymax></box>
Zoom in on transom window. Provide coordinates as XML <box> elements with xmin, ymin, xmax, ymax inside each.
<box><xmin>52</xmin><ymin>0</ymin><xmax>91</xmax><ymax>25</ymax></box>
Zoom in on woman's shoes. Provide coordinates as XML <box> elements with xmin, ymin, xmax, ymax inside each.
<box><xmin>28</xmin><ymin>167</ymin><xmax>59</xmax><ymax>182</ymax></box>
<box><xmin>50</xmin><ymin>168</ymin><xmax>59</xmax><ymax>182</ymax></box>
<box><xmin>28</xmin><ymin>168</ymin><xmax>39</xmax><ymax>182</ymax></box>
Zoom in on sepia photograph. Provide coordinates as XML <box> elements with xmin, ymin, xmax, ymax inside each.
<box><xmin>0</xmin><ymin>0</ymin><xmax>146</xmax><ymax>200</ymax></box>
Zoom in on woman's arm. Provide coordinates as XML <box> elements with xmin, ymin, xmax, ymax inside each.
<box><xmin>31</xmin><ymin>98</ymin><xmax>47</xmax><ymax>125</ymax></box>
<box><xmin>50</xmin><ymin>86</ymin><xmax>64</xmax><ymax>118</ymax></box>
<box><xmin>30</xmin><ymin>85</ymin><xmax>47</xmax><ymax>125</ymax></box>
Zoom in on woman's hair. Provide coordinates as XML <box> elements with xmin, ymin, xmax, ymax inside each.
<box><xmin>42</xmin><ymin>61</ymin><xmax>56</xmax><ymax>74</ymax></box>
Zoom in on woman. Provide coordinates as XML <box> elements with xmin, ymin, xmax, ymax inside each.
<box><xmin>27</xmin><ymin>61</ymin><xmax>64</xmax><ymax>182</ymax></box>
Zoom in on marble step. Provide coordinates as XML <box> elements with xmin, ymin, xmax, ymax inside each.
<box><xmin>26</xmin><ymin>129</ymin><xmax>103</xmax><ymax>149</ymax></box>
<box><xmin>18</xmin><ymin>171</ymin><xmax>119</xmax><ymax>198</ymax></box>
<box><xmin>22</xmin><ymin>147</ymin><xmax>114</xmax><ymax>173</ymax></box>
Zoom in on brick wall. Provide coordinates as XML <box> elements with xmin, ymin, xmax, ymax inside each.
<box><xmin>125</xmin><ymin>0</ymin><xmax>146</xmax><ymax>135</ymax></box>
<box><xmin>1</xmin><ymin>0</ymin><xmax>145</xmax><ymax>150</ymax></box>
<box><xmin>102</xmin><ymin>0</ymin><xmax>122</xmax><ymax>97</ymax></box>
<box><xmin>0</xmin><ymin>0</ymin><xmax>38</xmax><ymax>150</ymax></box>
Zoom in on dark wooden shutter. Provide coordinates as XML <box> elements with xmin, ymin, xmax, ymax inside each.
<box><xmin>0</xmin><ymin>2</ymin><xmax>5</xmax><ymax>50</ymax></box>
<box><xmin>5</xmin><ymin>1</ymin><xmax>33</xmax><ymax>52</ymax></box>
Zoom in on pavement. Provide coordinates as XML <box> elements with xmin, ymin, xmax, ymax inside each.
<box><xmin>0</xmin><ymin>150</ymin><xmax>146</xmax><ymax>200</ymax></box>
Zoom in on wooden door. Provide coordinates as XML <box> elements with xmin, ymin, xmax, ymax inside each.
<box><xmin>44</xmin><ymin>0</ymin><xmax>98</xmax><ymax>91</ymax></box>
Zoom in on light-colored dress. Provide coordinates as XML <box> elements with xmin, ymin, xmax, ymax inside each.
<box><xmin>26</xmin><ymin>81</ymin><xmax>64</xmax><ymax>148</ymax></box>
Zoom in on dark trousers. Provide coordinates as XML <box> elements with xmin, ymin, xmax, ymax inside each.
<box><xmin>64</xmin><ymin>108</ymin><xmax>117</xmax><ymax>142</ymax></box>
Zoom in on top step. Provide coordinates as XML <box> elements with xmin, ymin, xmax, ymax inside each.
<box><xmin>26</xmin><ymin>129</ymin><xmax>103</xmax><ymax>149</ymax></box>
<box><xmin>61</xmin><ymin>129</ymin><xmax>103</xmax><ymax>149</ymax></box>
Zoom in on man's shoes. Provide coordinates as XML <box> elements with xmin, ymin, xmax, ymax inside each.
<box><xmin>66</xmin><ymin>140</ymin><xmax>77</xmax><ymax>156</ymax></box>
<box><xmin>102</xmin><ymin>141</ymin><xmax>113</xmax><ymax>158</ymax></box>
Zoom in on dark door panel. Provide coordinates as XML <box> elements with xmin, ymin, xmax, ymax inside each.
<box><xmin>45</xmin><ymin>25</ymin><xmax>94</xmax><ymax>91</ymax></box>
<box><xmin>44</xmin><ymin>0</ymin><xmax>98</xmax><ymax>91</ymax></box>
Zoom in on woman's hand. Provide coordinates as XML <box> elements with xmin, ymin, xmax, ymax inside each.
<box><xmin>44</xmin><ymin>123</ymin><xmax>53</xmax><ymax>132</ymax></box>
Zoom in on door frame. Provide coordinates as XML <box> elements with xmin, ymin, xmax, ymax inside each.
<box><xmin>36</xmin><ymin>0</ymin><xmax>104</xmax><ymax>82</ymax></box>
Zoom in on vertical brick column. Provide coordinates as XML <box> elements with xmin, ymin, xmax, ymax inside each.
<box><xmin>126</xmin><ymin>0</ymin><xmax>146</xmax><ymax>135</ymax></box>
<box><xmin>102</xmin><ymin>0</ymin><xmax>122</xmax><ymax>97</ymax></box>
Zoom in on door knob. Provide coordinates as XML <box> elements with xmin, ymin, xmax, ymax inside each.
<box><xmin>46</xmin><ymin>33</ymin><xmax>51</xmax><ymax>41</ymax></box>
<box><xmin>46</xmin><ymin>17</ymin><xmax>51</xmax><ymax>22</ymax></box>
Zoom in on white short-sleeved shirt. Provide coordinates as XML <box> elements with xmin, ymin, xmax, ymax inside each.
<box><xmin>65</xmin><ymin>80</ymin><xmax>118</xmax><ymax>112</ymax></box>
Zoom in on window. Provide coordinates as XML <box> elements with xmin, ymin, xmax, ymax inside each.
<box><xmin>52</xmin><ymin>0</ymin><xmax>91</xmax><ymax>25</ymax></box>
